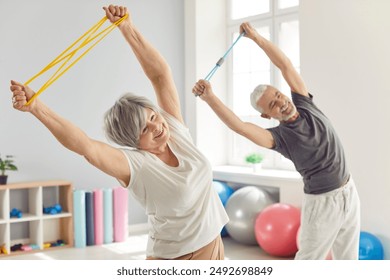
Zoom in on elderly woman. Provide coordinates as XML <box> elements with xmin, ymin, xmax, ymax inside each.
<box><xmin>10</xmin><ymin>5</ymin><xmax>228</xmax><ymax>260</ymax></box>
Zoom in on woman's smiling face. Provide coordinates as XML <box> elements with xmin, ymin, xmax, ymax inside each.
<box><xmin>138</xmin><ymin>108</ymin><xmax>170</xmax><ymax>152</ymax></box>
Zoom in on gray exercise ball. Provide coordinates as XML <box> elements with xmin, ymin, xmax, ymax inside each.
<box><xmin>225</xmin><ymin>186</ymin><xmax>276</xmax><ymax>245</ymax></box>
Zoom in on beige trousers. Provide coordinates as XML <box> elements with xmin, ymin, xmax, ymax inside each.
<box><xmin>146</xmin><ymin>235</ymin><xmax>224</xmax><ymax>260</ymax></box>
<box><xmin>295</xmin><ymin>176</ymin><xmax>361</xmax><ymax>260</ymax></box>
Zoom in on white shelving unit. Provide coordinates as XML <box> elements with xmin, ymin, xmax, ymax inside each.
<box><xmin>0</xmin><ymin>180</ymin><xmax>73</xmax><ymax>257</ymax></box>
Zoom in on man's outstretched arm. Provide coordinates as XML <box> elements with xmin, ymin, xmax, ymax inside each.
<box><xmin>240</xmin><ymin>22</ymin><xmax>308</xmax><ymax>97</ymax></box>
<box><xmin>193</xmin><ymin>79</ymin><xmax>275</xmax><ymax>149</ymax></box>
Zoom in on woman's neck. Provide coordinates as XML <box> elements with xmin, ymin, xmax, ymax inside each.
<box><xmin>154</xmin><ymin>144</ymin><xmax>179</xmax><ymax>167</ymax></box>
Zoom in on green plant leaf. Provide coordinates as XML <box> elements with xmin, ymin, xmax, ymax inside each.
<box><xmin>0</xmin><ymin>154</ymin><xmax>18</xmax><ymax>175</ymax></box>
<box><xmin>245</xmin><ymin>153</ymin><xmax>264</xmax><ymax>164</ymax></box>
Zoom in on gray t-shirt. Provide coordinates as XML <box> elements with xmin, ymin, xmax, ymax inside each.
<box><xmin>268</xmin><ymin>92</ymin><xmax>349</xmax><ymax>194</ymax></box>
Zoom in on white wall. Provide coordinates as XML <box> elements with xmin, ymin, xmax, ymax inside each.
<box><xmin>300</xmin><ymin>0</ymin><xmax>390</xmax><ymax>258</ymax></box>
<box><xmin>0</xmin><ymin>0</ymin><xmax>184</xmax><ymax>225</ymax></box>
<box><xmin>184</xmin><ymin>0</ymin><xmax>230</xmax><ymax>165</ymax></box>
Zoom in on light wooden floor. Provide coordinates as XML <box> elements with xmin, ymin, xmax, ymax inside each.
<box><xmin>2</xmin><ymin>232</ymin><xmax>292</xmax><ymax>260</ymax></box>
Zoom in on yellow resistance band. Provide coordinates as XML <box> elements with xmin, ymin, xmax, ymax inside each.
<box><xmin>24</xmin><ymin>14</ymin><xmax>128</xmax><ymax>106</ymax></box>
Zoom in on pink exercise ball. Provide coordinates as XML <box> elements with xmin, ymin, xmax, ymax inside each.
<box><xmin>255</xmin><ymin>203</ymin><xmax>301</xmax><ymax>257</ymax></box>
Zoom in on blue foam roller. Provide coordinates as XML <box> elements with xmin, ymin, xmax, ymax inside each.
<box><xmin>103</xmin><ymin>188</ymin><xmax>114</xmax><ymax>244</ymax></box>
<box><xmin>73</xmin><ymin>190</ymin><xmax>86</xmax><ymax>248</ymax></box>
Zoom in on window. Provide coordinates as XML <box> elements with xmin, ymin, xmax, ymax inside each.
<box><xmin>231</xmin><ymin>0</ymin><xmax>270</xmax><ymax>20</ymax></box>
<box><xmin>227</xmin><ymin>0</ymin><xmax>300</xmax><ymax>170</ymax></box>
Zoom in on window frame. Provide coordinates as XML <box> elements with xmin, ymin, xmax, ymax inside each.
<box><xmin>226</xmin><ymin>0</ymin><xmax>299</xmax><ymax>170</ymax></box>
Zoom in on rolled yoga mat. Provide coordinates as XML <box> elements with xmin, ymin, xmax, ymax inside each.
<box><xmin>113</xmin><ymin>187</ymin><xmax>128</xmax><ymax>242</ymax></box>
<box><xmin>103</xmin><ymin>188</ymin><xmax>113</xmax><ymax>244</ymax></box>
<box><xmin>85</xmin><ymin>191</ymin><xmax>95</xmax><ymax>246</ymax></box>
<box><xmin>93</xmin><ymin>189</ymin><xmax>104</xmax><ymax>245</ymax></box>
<box><xmin>73</xmin><ymin>190</ymin><xmax>86</xmax><ymax>248</ymax></box>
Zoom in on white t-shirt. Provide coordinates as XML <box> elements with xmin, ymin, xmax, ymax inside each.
<box><xmin>120</xmin><ymin>111</ymin><xmax>229</xmax><ymax>258</ymax></box>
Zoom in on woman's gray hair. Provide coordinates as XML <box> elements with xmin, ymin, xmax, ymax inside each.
<box><xmin>250</xmin><ymin>84</ymin><xmax>269</xmax><ymax>113</ymax></box>
<box><xmin>104</xmin><ymin>93</ymin><xmax>159</xmax><ymax>148</ymax></box>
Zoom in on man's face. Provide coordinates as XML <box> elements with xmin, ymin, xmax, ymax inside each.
<box><xmin>257</xmin><ymin>86</ymin><xmax>297</xmax><ymax>122</ymax></box>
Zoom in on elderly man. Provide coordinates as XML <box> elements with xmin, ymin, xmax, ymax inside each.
<box><xmin>193</xmin><ymin>22</ymin><xmax>360</xmax><ymax>260</ymax></box>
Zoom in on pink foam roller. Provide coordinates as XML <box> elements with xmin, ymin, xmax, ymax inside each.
<box><xmin>93</xmin><ymin>189</ymin><xmax>104</xmax><ymax>245</ymax></box>
<box><xmin>113</xmin><ymin>187</ymin><xmax>128</xmax><ymax>242</ymax></box>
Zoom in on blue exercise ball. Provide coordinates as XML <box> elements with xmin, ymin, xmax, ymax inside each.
<box><xmin>213</xmin><ymin>181</ymin><xmax>234</xmax><ymax>237</ymax></box>
<box><xmin>213</xmin><ymin>181</ymin><xmax>234</xmax><ymax>206</ymax></box>
<box><xmin>221</xmin><ymin>227</ymin><xmax>229</xmax><ymax>237</ymax></box>
<box><xmin>359</xmin><ymin>231</ymin><xmax>384</xmax><ymax>260</ymax></box>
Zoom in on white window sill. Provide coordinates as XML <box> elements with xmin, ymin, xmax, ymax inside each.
<box><xmin>213</xmin><ymin>165</ymin><xmax>302</xmax><ymax>183</ymax></box>
<box><xmin>212</xmin><ymin>165</ymin><xmax>304</xmax><ymax>207</ymax></box>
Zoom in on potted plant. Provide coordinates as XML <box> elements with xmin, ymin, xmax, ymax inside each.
<box><xmin>0</xmin><ymin>155</ymin><xmax>18</xmax><ymax>185</ymax></box>
<box><xmin>245</xmin><ymin>153</ymin><xmax>264</xmax><ymax>172</ymax></box>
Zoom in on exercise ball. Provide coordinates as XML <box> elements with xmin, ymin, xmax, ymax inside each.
<box><xmin>225</xmin><ymin>186</ymin><xmax>276</xmax><ymax>245</ymax></box>
<box><xmin>359</xmin><ymin>231</ymin><xmax>384</xmax><ymax>260</ymax></box>
<box><xmin>213</xmin><ymin>181</ymin><xmax>234</xmax><ymax>206</ymax></box>
<box><xmin>213</xmin><ymin>181</ymin><xmax>234</xmax><ymax>237</ymax></box>
<box><xmin>221</xmin><ymin>227</ymin><xmax>229</xmax><ymax>237</ymax></box>
<box><xmin>255</xmin><ymin>203</ymin><xmax>300</xmax><ymax>257</ymax></box>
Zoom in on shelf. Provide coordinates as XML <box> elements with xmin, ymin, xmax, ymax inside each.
<box><xmin>42</xmin><ymin>212</ymin><xmax>72</xmax><ymax>220</ymax></box>
<box><xmin>10</xmin><ymin>213</ymin><xmax>40</xmax><ymax>223</ymax></box>
<box><xmin>0</xmin><ymin>180</ymin><xmax>73</xmax><ymax>257</ymax></box>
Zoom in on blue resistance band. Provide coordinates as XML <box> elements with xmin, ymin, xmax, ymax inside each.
<box><xmin>205</xmin><ymin>32</ymin><xmax>245</xmax><ymax>81</ymax></box>
<box><xmin>195</xmin><ymin>31</ymin><xmax>245</xmax><ymax>97</ymax></box>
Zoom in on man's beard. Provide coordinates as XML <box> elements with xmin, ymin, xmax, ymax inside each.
<box><xmin>280</xmin><ymin>104</ymin><xmax>297</xmax><ymax>122</ymax></box>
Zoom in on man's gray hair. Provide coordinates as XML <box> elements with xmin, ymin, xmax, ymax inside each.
<box><xmin>250</xmin><ymin>84</ymin><xmax>269</xmax><ymax>113</ymax></box>
<box><xmin>104</xmin><ymin>93</ymin><xmax>159</xmax><ymax>148</ymax></box>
